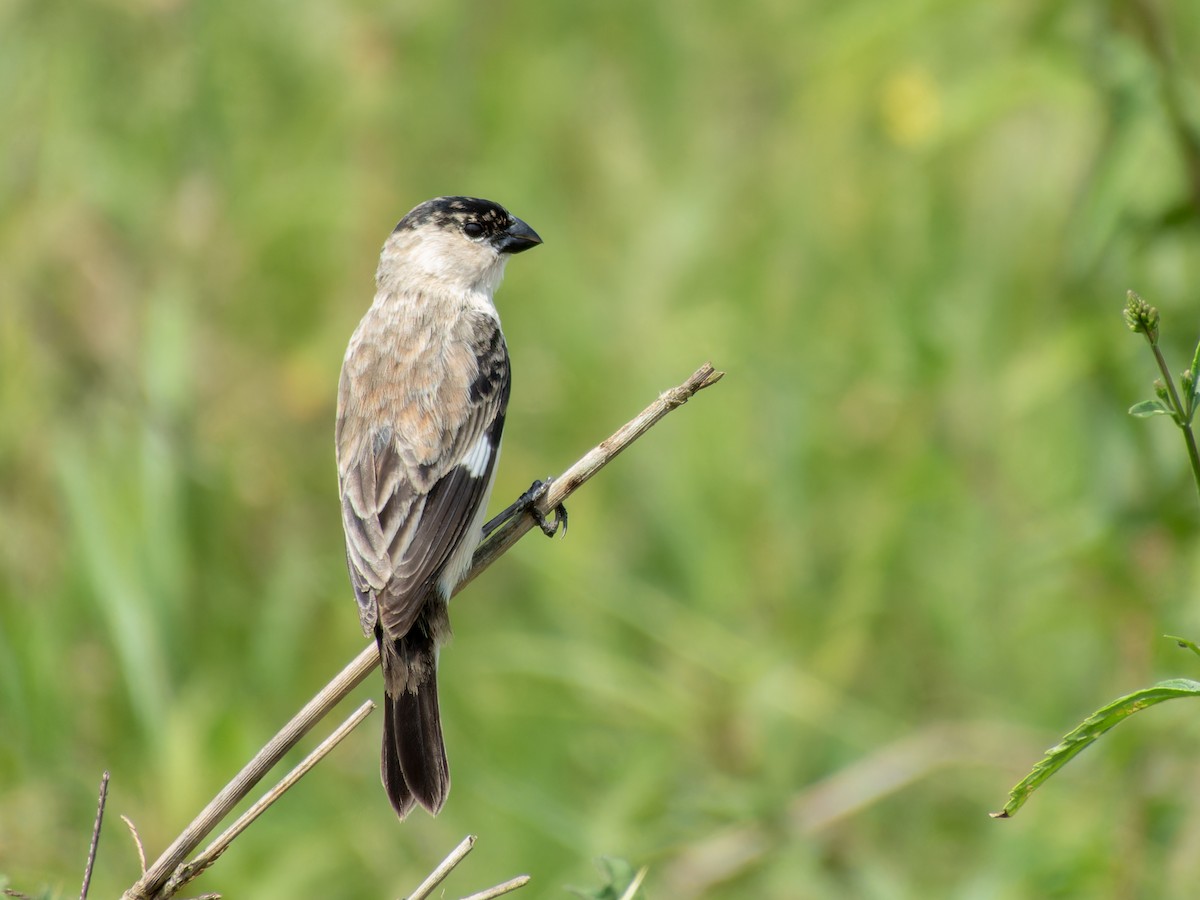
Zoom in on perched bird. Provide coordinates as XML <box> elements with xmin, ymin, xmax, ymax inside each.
<box><xmin>336</xmin><ymin>196</ymin><xmax>542</xmax><ymax>818</ymax></box>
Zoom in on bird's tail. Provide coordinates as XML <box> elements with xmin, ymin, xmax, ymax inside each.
<box><xmin>378</xmin><ymin>626</ymin><xmax>450</xmax><ymax>818</ymax></box>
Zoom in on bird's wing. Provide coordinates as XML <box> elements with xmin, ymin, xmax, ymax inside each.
<box><xmin>337</xmin><ymin>311</ymin><xmax>510</xmax><ymax>639</ymax></box>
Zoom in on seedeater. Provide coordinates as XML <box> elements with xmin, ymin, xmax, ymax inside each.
<box><xmin>336</xmin><ymin>196</ymin><xmax>542</xmax><ymax>818</ymax></box>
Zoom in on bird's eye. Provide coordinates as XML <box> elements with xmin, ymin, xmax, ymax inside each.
<box><xmin>463</xmin><ymin>222</ymin><xmax>485</xmax><ymax>238</ymax></box>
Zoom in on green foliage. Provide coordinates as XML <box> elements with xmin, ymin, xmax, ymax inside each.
<box><xmin>996</xmin><ymin>307</ymin><xmax>1200</xmax><ymax>820</ymax></box>
<box><xmin>995</xmin><ymin>675</ymin><xmax>1200</xmax><ymax>819</ymax></box>
<box><xmin>4</xmin><ymin>1</ymin><xmax>1200</xmax><ymax>898</ymax></box>
<box><xmin>567</xmin><ymin>857</ymin><xmax>645</xmax><ymax>900</ymax></box>
<box><xmin>1119</xmin><ymin>293</ymin><xmax>1200</xmax><ymax>498</ymax></box>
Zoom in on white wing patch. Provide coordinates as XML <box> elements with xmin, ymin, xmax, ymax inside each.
<box><xmin>461</xmin><ymin>432</ymin><xmax>493</xmax><ymax>478</ymax></box>
<box><xmin>438</xmin><ymin>442</ymin><xmax>501</xmax><ymax>601</ymax></box>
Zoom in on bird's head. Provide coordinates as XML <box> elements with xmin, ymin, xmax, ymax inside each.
<box><xmin>379</xmin><ymin>196</ymin><xmax>542</xmax><ymax>298</ymax></box>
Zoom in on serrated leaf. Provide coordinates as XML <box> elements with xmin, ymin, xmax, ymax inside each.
<box><xmin>992</xmin><ymin>678</ymin><xmax>1200</xmax><ymax>818</ymax></box>
<box><xmin>1128</xmin><ymin>399</ymin><xmax>1173</xmax><ymax>417</ymax></box>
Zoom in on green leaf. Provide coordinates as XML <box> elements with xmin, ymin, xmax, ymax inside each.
<box><xmin>1189</xmin><ymin>342</ymin><xmax>1200</xmax><ymax>420</ymax></box>
<box><xmin>992</xmin><ymin>678</ymin><xmax>1200</xmax><ymax>819</ymax></box>
<box><xmin>1128</xmin><ymin>399</ymin><xmax>1174</xmax><ymax>418</ymax></box>
<box><xmin>1165</xmin><ymin>634</ymin><xmax>1200</xmax><ymax>661</ymax></box>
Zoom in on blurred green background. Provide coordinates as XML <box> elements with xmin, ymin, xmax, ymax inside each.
<box><xmin>4</xmin><ymin>1</ymin><xmax>1200</xmax><ymax>897</ymax></box>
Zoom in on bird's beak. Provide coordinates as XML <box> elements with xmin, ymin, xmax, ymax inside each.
<box><xmin>493</xmin><ymin>217</ymin><xmax>542</xmax><ymax>254</ymax></box>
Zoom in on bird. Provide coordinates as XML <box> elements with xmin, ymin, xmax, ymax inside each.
<box><xmin>336</xmin><ymin>196</ymin><xmax>543</xmax><ymax>818</ymax></box>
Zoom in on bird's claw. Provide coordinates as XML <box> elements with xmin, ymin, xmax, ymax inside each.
<box><xmin>482</xmin><ymin>477</ymin><xmax>568</xmax><ymax>539</ymax></box>
<box><xmin>524</xmin><ymin>479</ymin><xmax>568</xmax><ymax>538</ymax></box>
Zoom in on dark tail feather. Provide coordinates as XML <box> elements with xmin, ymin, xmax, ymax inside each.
<box><xmin>380</xmin><ymin>635</ymin><xmax>449</xmax><ymax>818</ymax></box>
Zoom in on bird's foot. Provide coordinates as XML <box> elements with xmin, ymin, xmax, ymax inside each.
<box><xmin>524</xmin><ymin>478</ymin><xmax>568</xmax><ymax>538</ymax></box>
<box><xmin>483</xmin><ymin>477</ymin><xmax>568</xmax><ymax>539</ymax></box>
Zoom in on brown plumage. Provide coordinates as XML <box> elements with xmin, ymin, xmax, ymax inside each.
<box><xmin>336</xmin><ymin>197</ymin><xmax>541</xmax><ymax>817</ymax></box>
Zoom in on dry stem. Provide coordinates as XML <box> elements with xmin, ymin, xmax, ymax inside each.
<box><xmin>458</xmin><ymin>875</ymin><xmax>532</xmax><ymax>900</ymax></box>
<box><xmin>80</xmin><ymin>770</ymin><xmax>109</xmax><ymax>900</ymax></box>
<box><xmin>122</xmin><ymin>362</ymin><xmax>724</xmax><ymax>900</ymax></box>
<box><xmin>403</xmin><ymin>835</ymin><xmax>530</xmax><ymax>900</ymax></box>
<box><xmin>163</xmin><ymin>700</ymin><xmax>376</xmax><ymax>896</ymax></box>
<box><xmin>405</xmin><ymin>834</ymin><xmax>475</xmax><ymax>900</ymax></box>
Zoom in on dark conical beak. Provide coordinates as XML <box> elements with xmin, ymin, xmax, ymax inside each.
<box><xmin>493</xmin><ymin>216</ymin><xmax>542</xmax><ymax>254</ymax></box>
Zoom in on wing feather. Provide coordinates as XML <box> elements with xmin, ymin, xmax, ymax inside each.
<box><xmin>337</xmin><ymin>309</ymin><xmax>510</xmax><ymax>639</ymax></box>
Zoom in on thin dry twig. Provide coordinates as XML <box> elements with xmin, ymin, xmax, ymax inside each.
<box><xmin>163</xmin><ymin>701</ymin><xmax>376</xmax><ymax>896</ymax></box>
<box><xmin>122</xmin><ymin>361</ymin><xmax>724</xmax><ymax>900</ymax></box>
<box><xmin>617</xmin><ymin>867</ymin><xmax>648</xmax><ymax>900</ymax></box>
<box><xmin>401</xmin><ymin>835</ymin><xmax>530</xmax><ymax>900</ymax></box>
<box><xmin>465</xmin><ymin>362</ymin><xmax>725</xmax><ymax>582</ymax></box>
<box><xmin>80</xmin><ymin>770</ymin><xmax>110</xmax><ymax>900</ymax></box>
<box><xmin>121</xmin><ymin>815</ymin><xmax>148</xmax><ymax>874</ymax></box>
<box><xmin>122</xmin><ymin>646</ymin><xmax>379</xmax><ymax>899</ymax></box>
<box><xmin>458</xmin><ymin>874</ymin><xmax>531</xmax><ymax>900</ymax></box>
<box><xmin>406</xmin><ymin>834</ymin><xmax>476</xmax><ymax>900</ymax></box>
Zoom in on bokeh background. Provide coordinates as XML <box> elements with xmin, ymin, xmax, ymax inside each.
<box><xmin>5</xmin><ymin>1</ymin><xmax>1200</xmax><ymax>897</ymax></box>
